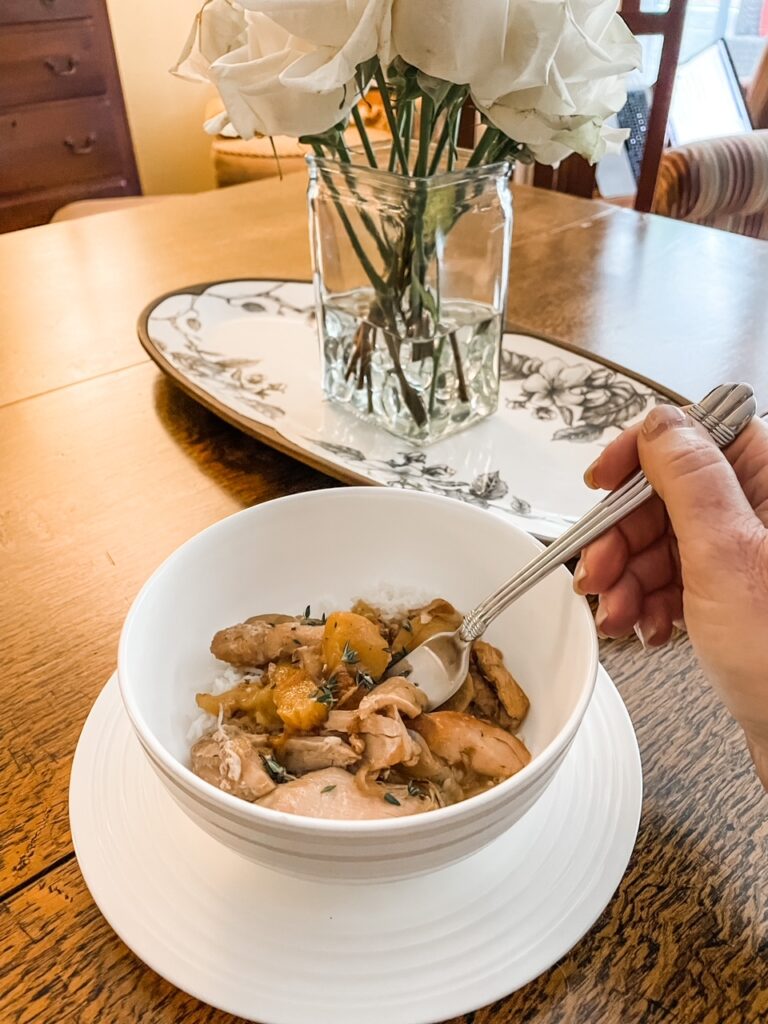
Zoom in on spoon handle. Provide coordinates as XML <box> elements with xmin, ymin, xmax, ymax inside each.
<box><xmin>459</xmin><ymin>383</ymin><xmax>756</xmax><ymax>643</ymax></box>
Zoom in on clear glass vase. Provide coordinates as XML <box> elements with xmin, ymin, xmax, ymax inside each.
<box><xmin>307</xmin><ymin>153</ymin><xmax>513</xmax><ymax>445</ymax></box>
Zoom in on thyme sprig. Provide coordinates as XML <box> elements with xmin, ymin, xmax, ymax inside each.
<box><xmin>341</xmin><ymin>642</ymin><xmax>359</xmax><ymax>665</ymax></box>
<box><xmin>261</xmin><ymin>754</ymin><xmax>295</xmax><ymax>785</ymax></box>
<box><xmin>356</xmin><ymin>668</ymin><xmax>376</xmax><ymax>691</ymax></box>
<box><xmin>407</xmin><ymin>779</ymin><xmax>428</xmax><ymax>799</ymax></box>
<box><xmin>301</xmin><ymin>604</ymin><xmax>327</xmax><ymax>626</ymax></box>
<box><xmin>315</xmin><ymin>678</ymin><xmax>339</xmax><ymax>708</ymax></box>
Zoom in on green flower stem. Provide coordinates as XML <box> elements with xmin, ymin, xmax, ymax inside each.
<box><xmin>414</xmin><ymin>94</ymin><xmax>435</xmax><ymax>178</ymax></box>
<box><xmin>374</xmin><ymin>64</ymin><xmax>409</xmax><ymax>174</ymax></box>
<box><xmin>310</xmin><ymin>143</ymin><xmax>387</xmax><ymax>294</ymax></box>
<box><xmin>466</xmin><ymin>126</ymin><xmax>503</xmax><ymax>167</ymax></box>
<box><xmin>402</xmin><ymin>99</ymin><xmax>414</xmax><ymax>169</ymax></box>
<box><xmin>486</xmin><ymin>133</ymin><xmax>515</xmax><ymax>164</ymax></box>
<box><xmin>428</xmin><ymin>334</ymin><xmax>446</xmax><ymax>413</ymax></box>
<box><xmin>447</xmin><ymin>106</ymin><xmax>462</xmax><ymax>170</ymax></box>
<box><xmin>311</xmin><ymin>154</ymin><xmax>426</xmax><ymax>425</ymax></box>
<box><xmin>328</xmin><ymin>137</ymin><xmax>393</xmax><ymax>265</ymax></box>
<box><xmin>381</xmin><ymin>326</ymin><xmax>427</xmax><ymax>426</ymax></box>
<box><xmin>449</xmin><ymin>329</ymin><xmax>469</xmax><ymax>402</ymax></box>
<box><xmin>351</xmin><ymin>104</ymin><xmax>378</xmax><ymax>168</ymax></box>
<box><xmin>427</xmin><ymin>87</ymin><xmax>467</xmax><ymax>175</ymax></box>
<box><xmin>335</xmin><ymin>135</ymin><xmax>352</xmax><ymax>162</ymax></box>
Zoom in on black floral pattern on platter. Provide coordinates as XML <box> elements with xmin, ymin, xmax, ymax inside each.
<box><xmin>501</xmin><ymin>351</ymin><xmax>658</xmax><ymax>442</ymax></box>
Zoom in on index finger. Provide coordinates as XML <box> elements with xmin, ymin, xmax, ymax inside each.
<box><xmin>585</xmin><ymin>423</ymin><xmax>642</xmax><ymax>491</ymax></box>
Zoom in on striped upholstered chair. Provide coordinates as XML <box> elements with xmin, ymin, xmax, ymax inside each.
<box><xmin>652</xmin><ymin>131</ymin><xmax>768</xmax><ymax>240</ymax></box>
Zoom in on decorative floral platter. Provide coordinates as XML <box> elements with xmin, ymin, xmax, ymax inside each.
<box><xmin>139</xmin><ymin>279</ymin><xmax>674</xmax><ymax>540</ymax></box>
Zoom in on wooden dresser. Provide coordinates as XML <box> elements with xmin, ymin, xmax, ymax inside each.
<box><xmin>0</xmin><ymin>0</ymin><xmax>140</xmax><ymax>233</ymax></box>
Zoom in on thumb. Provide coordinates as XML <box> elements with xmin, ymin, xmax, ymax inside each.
<box><xmin>637</xmin><ymin>404</ymin><xmax>758</xmax><ymax>553</ymax></box>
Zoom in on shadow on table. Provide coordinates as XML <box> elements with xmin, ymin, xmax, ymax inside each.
<box><xmin>151</xmin><ymin>375</ymin><xmax>330</xmax><ymax>507</ymax></box>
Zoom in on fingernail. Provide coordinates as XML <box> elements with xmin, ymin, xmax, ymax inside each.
<box><xmin>583</xmin><ymin>458</ymin><xmax>600</xmax><ymax>488</ymax></box>
<box><xmin>572</xmin><ymin>560</ymin><xmax>588</xmax><ymax>594</ymax></box>
<box><xmin>641</xmin><ymin>405</ymin><xmax>688</xmax><ymax>441</ymax></box>
<box><xmin>634</xmin><ymin>621</ymin><xmax>658</xmax><ymax>650</ymax></box>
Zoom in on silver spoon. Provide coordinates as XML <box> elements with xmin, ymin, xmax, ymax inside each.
<box><xmin>388</xmin><ymin>382</ymin><xmax>756</xmax><ymax>709</ymax></box>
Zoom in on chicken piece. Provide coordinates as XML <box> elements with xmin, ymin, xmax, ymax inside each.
<box><xmin>403</xmin><ymin>732</ymin><xmax>465</xmax><ymax>804</ymax></box>
<box><xmin>330</xmin><ymin>663</ymin><xmax>362</xmax><ymax>707</ymax></box>
<box><xmin>357</xmin><ymin>711</ymin><xmax>423</xmax><ymax>773</ymax></box>
<box><xmin>357</xmin><ymin>678</ymin><xmax>428</xmax><ymax>719</ymax></box>
<box><xmin>410</xmin><ymin>711</ymin><xmax>531</xmax><ymax>779</ymax></box>
<box><xmin>472</xmin><ymin>641</ymin><xmax>529</xmax><ymax>728</ymax></box>
<box><xmin>258</xmin><ymin>767</ymin><xmax>437</xmax><ymax>819</ymax></box>
<box><xmin>191</xmin><ymin>724</ymin><xmax>275</xmax><ymax>801</ymax></box>
<box><xmin>271</xmin><ymin>663</ymin><xmax>328</xmax><ymax>731</ymax></box>
<box><xmin>211</xmin><ymin>619</ymin><xmax>323</xmax><ymax>667</ymax></box>
<box><xmin>467</xmin><ymin>669</ymin><xmax>515</xmax><ymax>730</ymax></box>
<box><xmin>195</xmin><ymin>681</ymin><xmax>282</xmax><ymax>730</ymax></box>
<box><xmin>325</xmin><ymin>709</ymin><xmax>359</xmax><ymax>733</ymax></box>
<box><xmin>281</xmin><ymin>735</ymin><xmax>360</xmax><ymax>774</ymax></box>
<box><xmin>323</xmin><ymin>679</ymin><xmax>426</xmax><ymax>776</ymax></box>
<box><xmin>438</xmin><ymin>671</ymin><xmax>475</xmax><ymax>713</ymax></box>
<box><xmin>390</xmin><ymin>599</ymin><xmax>463</xmax><ymax>659</ymax></box>
<box><xmin>294</xmin><ymin>644</ymin><xmax>324</xmax><ymax>683</ymax></box>
<box><xmin>350</xmin><ymin>600</ymin><xmax>388</xmax><ymax>635</ymax></box>
<box><xmin>246</xmin><ymin>613</ymin><xmax>298</xmax><ymax>626</ymax></box>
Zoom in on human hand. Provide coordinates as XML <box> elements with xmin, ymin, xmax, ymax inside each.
<box><xmin>573</xmin><ymin>404</ymin><xmax>768</xmax><ymax>785</ymax></box>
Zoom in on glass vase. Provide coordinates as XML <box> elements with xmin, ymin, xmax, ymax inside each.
<box><xmin>307</xmin><ymin>152</ymin><xmax>513</xmax><ymax>445</ymax></box>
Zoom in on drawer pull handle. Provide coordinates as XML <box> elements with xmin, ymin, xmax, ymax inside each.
<box><xmin>64</xmin><ymin>133</ymin><xmax>96</xmax><ymax>155</ymax></box>
<box><xmin>44</xmin><ymin>56</ymin><xmax>79</xmax><ymax>77</ymax></box>
<box><xmin>39</xmin><ymin>0</ymin><xmax>58</xmax><ymax>7</ymax></box>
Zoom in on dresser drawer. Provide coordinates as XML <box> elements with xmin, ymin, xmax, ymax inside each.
<box><xmin>0</xmin><ymin>22</ymin><xmax>106</xmax><ymax>109</ymax></box>
<box><xmin>0</xmin><ymin>97</ymin><xmax>125</xmax><ymax>195</ymax></box>
<box><xmin>0</xmin><ymin>0</ymin><xmax>95</xmax><ymax>25</ymax></box>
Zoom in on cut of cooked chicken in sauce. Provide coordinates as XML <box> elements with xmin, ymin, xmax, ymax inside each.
<box><xmin>472</xmin><ymin>640</ymin><xmax>530</xmax><ymax>728</ymax></box>
<box><xmin>192</xmin><ymin>599</ymin><xmax>531</xmax><ymax>820</ymax></box>
<box><xmin>191</xmin><ymin>724</ymin><xmax>275</xmax><ymax>802</ymax></box>
<box><xmin>211</xmin><ymin>617</ymin><xmax>323</xmax><ymax>667</ymax></box>
<box><xmin>259</xmin><ymin>767</ymin><xmax>440</xmax><ymax>818</ymax></box>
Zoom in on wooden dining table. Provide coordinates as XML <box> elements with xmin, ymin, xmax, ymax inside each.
<box><xmin>2</xmin><ymin>171</ymin><xmax>767</xmax><ymax>1024</ymax></box>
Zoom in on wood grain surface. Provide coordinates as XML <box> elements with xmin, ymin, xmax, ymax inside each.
<box><xmin>1</xmin><ymin>176</ymin><xmax>767</xmax><ymax>1023</ymax></box>
<box><xmin>2</xmin><ymin>172</ymin><xmax>767</xmax><ymax>410</ymax></box>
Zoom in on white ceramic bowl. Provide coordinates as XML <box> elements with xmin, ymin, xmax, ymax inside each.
<box><xmin>118</xmin><ymin>487</ymin><xmax>598</xmax><ymax>883</ymax></box>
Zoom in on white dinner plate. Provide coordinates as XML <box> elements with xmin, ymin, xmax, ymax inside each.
<box><xmin>69</xmin><ymin>667</ymin><xmax>642</xmax><ymax>1024</ymax></box>
<box><xmin>138</xmin><ymin>279</ymin><xmax>671</xmax><ymax>540</ymax></box>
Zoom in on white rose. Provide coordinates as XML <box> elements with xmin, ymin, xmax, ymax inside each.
<box><xmin>392</xmin><ymin>0</ymin><xmax>638</xmax><ymax>102</ymax></box>
<box><xmin>481</xmin><ymin>103</ymin><xmax>630</xmax><ymax>165</ymax></box>
<box><xmin>238</xmin><ymin>0</ymin><xmax>392</xmax><ymax>93</ymax></box>
<box><xmin>392</xmin><ymin>0</ymin><xmax>639</xmax><ymax>165</ymax></box>
<box><xmin>211</xmin><ymin>13</ymin><xmax>358</xmax><ymax>137</ymax></box>
<box><xmin>390</xmin><ymin>0</ymin><xmax>510</xmax><ymax>89</ymax></box>
<box><xmin>475</xmin><ymin>8</ymin><xmax>640</xmax><ymax>164</ymax></box>
<box><xmin>174</xmin><ymin>0</ymin><xmax>391</xmax><ymax>139</ymax></box>
<box><xmin>171</xmin><ymin>0</ymin><xmax>247</xmax><ymax>83</ymax></box>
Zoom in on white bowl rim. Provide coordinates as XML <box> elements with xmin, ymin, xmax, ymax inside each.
<box><xmin>118</xmin><ymin>487</ymin><xmax>599</xmax><ymax>834</ymax></box>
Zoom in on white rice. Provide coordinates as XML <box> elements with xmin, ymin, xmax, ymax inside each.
<box><xmin>186</xmin><ymin>664</ymin><xmax>261</xmax><ymax>743</ymax></box>
<box><xmin>355</xmin><ymin>584</ymin><xmax>436</xmax><ymax>620</ymax></box>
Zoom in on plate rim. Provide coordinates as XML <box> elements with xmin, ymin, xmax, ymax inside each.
<box><xmin>70</xmin><ymin>667</ymin><xmax>643</xmax><ymax>1024</ymax></box>
<box><xmin>136</xmin><ymin>277</ymin><xmax>687</xmax><ymax>498</ymax></box>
